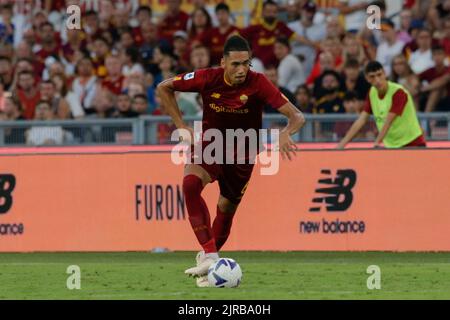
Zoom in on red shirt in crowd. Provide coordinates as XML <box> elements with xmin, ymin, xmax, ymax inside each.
<box><xmin>157</xmin><ymin>10</ymin><xmax>190</xmax><ymax>44</ymax></box>
<box><xmin>16</xmin><ymin>89</ymin><xmax>41</xmax><ymax>120</ymax></box>
<box><xmin>240</xmin><ymin>20</ymin><xmax>294</xmax><ymax>68</ymax></box>
<box><xmin>101</xmin><ymin>75</ymin><xmax>125</xmax><ymax>95</ymax></box>
<box><xmin>199</xmin><ymin>26</ymin><xmax>240</xmax><ymax>66</ymax></box>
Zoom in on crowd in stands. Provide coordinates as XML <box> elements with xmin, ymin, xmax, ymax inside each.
<box><xmin>0</xmin><ymin>0</ymin><xmax>449</xmax><ymax>144</ymax></box>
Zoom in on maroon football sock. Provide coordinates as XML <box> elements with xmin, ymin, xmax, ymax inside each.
<box><xmin>212</xmin><ymin>206</ymin><xmax>235</xmax><ymax>251</ymax></box>
<box><xmin>182</xmin><ymin>175</ymin><xmax>217</xmax><ymax>253</ymax></box>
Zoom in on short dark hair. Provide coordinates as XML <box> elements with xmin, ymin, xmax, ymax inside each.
<box><xmin>223</xmin><ymin>35</ymin><xmax>251</xmax><ymax>56</ymax></box>
<box><xmin>40</xmin><ymin>21</ymin><xmax>54</xmax><ymax>30</ymax></box>
<box><xmin>295</xmin><ymin>84</ymin><xmax>311</xmax><ymax>96</ymax></box>
<box><xmin>321</xmin><ymin>70</ymin><xmax>341</xmax><ymax>82</ymax></box>
<box><xmin>137</xmin><ymin>5</ymin><xmax>152</xmax><ymax>16</ymax></box>
<box><xmin>344</xmin><ymin>58</ymin><xmax>361</xmax><ymax>69</ymax></box>
<box><xmin>263</xmin><ymin>0</ymin><xmax>278</xmax><ymax>9</ymax></box>
<box><xmin>40</xmin><ymin>80</ymin><xmax>54</xmax><ymax>87</ymax></box>
<box><xmin>275</xmin><ymin>37</ymin><xmax>290</xmax><ymax>49</ymax></box>
<box><xmin>18</xmin><ymin>70</ymin><xmax>34</xmax><ymax>78</ymax></box>
<box><xmin>343</xmin><ymin>91</ymin><xmax>358</xmax><ymax>102</ymax></box>
<box><xmin>215</xmin><ymin>2</ymin><xmax>230</xmax><ymax>13</ymax></box>
<box><xmin>432</xmin><ymin>44</ymin><xmax>445</xmax><ymax>54</ymax></box>
<box><xmin>365</xmin><ymin>61</ymin><xmax>384</xmax><ymax>74</ymax></box>
<box><xmin>132</xmin><ymin>94</ymin><xmax>148</xmax><ymax>102</ymax></box>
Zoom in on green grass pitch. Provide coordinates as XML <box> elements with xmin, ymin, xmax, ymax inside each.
<box><xmin>0</xmin><ymin>251</ymin><xmax>449</xmax><ymax>300</ymax></box>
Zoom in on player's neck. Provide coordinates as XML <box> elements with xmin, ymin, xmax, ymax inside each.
<box><xmin>223</xmin><ymin>73</ymin><xmax>234</xmax><ymax>86</ymax></box>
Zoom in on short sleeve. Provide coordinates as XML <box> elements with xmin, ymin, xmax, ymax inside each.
<box><xmin>257</xmin><ymin>74</ymin><xmax>289</xmax><ymax>109</ymax></box>
<box><xmin>390</xmin><ymin>89</ymin><xmax>408</xmax><ymax>116</ymax></box>
<box><xmin>172</xmin><ymin>69</ymin><xmax>208</xmax><ymax>92</ymax></box>
<box><xmin>363</xmin><ymin>95</ymin><xmax>372</xmax><ymax>114</ymax></box>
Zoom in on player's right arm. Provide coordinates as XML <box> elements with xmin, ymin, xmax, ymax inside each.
<box><xmin>337</xmin><ymin>111</ymin><xmax>370</xmax><ymax>149</ymax></box>
<box><xmin>157</xmin><ymin>71</ymin><xmax>207</xmax><ymax>141</ymax></box>
<box><xmin>156</xmin><ymin>78</ymin><xmax>186</xmax><ymax>129</ymax></box>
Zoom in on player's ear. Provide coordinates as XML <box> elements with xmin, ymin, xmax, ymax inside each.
<box><xmin>220</xmin><ymin>57</ymin><xmax>225</xmax><ymax>68</ymax></box>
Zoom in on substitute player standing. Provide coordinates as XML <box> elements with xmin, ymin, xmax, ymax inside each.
<box><xmin>157</xmin><ymin>35</ymin><xmax>305</xmax><ymax>287</ymax></box>
<box><xmin>337</xmin><ymin>61</ymin><xmax>426</xmax><ymax>149</ymax></box>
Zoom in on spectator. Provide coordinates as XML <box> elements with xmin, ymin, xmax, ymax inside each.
<box><xmin>313</xmin><ymin>70</ymin><xmax>345</xmax><ymax>115</ymax></box>
<box><xmin>91</xmin><ymin>36</ymin><xmax>110</xmax><ymax>78</ymax></box>
<box><xmin>131</xmin><ymin>93</ymin><xmax>149</xmax><ymax>115</ymax></box>
<box><xmin>376</xmin><ymin>18</ymin><xmax>405</xmax><ymax>76</ymax></box>
<box><xmin>39</xmin><ymin>80</ymin><xmax>71</xmax><ymax>119</ymax></box>
<box><xmin>91</xmin><ymin>88</ymin><xmax>116</xmax><ymax>119</ymax></box>
<box><xmin>199</xmin><ymin>3</ymin><xmax>240</xmax><ymax>66</ymax></box>
<box><xmin>391</xmin><ymin>54</ymin><xmax>420</xmax><ymax>108</ymax></box>
<box><xmin>295</xmin><ymin>84</ymin><xmax>314</xmax><ymax>113</ymax></box>
<box><xmin>72</xmin><ymin>57</ymin><xmax>98</xmax><ymax>115</ymax></box>
<box><xmin>189</xmin><ymin>7</ymin><xmax>212</xmax><ymax>44</ymax></box>
<box><xmin>190</xmin><ymin>44</ymin><xmax>211</xmax><ymax>70</ymax></box>
<box><xmin>172</xmin><ymin>31</ymin><xmax>190</xmax><ymax>72</ymax></box>
<box><xmin>420</xmin><ymin>45</ymin><xmax>450</xmax><ymax>112</ymax></box>
<box><xmin>273</xmin><ymin>37</ymin><xmax>306</xmax><ymax>94</ymax></box>
<box><xmin>342</xmin><ymin>33</ymin><xmax>369</xmax><ymax>67</ymax></box>
<box><xmin>101</xmin><ymin>54</ymin><xmax>125</xmax><ymax>95</ymax></box>
<box><xmin>121</xmin><ymin>47</ymin><xmax>145</xmax><ymax>77</ymax></box>
<box><xmin>334</xmin><ymin>90</ymin><xmax>375</xmax><ymax>140</ymax></box>
<box><xmin>157</xmin><ymin>0</ymin><xmax>190</xmax><ymax>44</ymax></box>
<box><xmin>288</xmin><ymin>1</ymin><xmax>327</xmax><ymax>76</ymax></box>
<box><xmin>35</xmin><ymin>22</ymin><xmax>61</xmax><ymax>65</ymax></box>
<box><xmin>336</xmin><ymin>0</ymin><xmax>370</xmax><ymax>33</ymax></box>
<box><xmin>342</xmin><ymin>58</ymin><xmax>370</xmax><ymax>101</ymax></box>
<box><xmin>241</xmin><ymin>0</ymin><xmax>294</xmax><ymax>67</ymax></box>
<box><xmin>0</xmin><ymin>4</ymin><xmax>14</xmax><ymax>45</ymax></box>
<box><xmin>113</xmin><ymin>93</ymin><xmax>140</xmax><ymax>118</ymax></box>
<box><xmin>25</xmin><ymin>100</ymin><xmax>67</xmax><ymax>146</ymax></box>
<box><xmin>263</xmin><ymin>65</ymin><xmax>297</xmax><ymax>113</ymax></box>
<box><xmin>51</xmin><ymin>73</ymin><xmax>85</xmax><ymax>119</ymax></box>
<box><xmin>398</xmin><ymin>9</ymin><xmax>414</xmax><ymax>44</ymax></box>
<box><xmin>313</xmin><ymin>70</ymin><xmax>346</xmax><ymax>139</ymax></box>
<box><xmin>0</xmin><ymin>56</ymin><xmax>13</xmax><ymax>91</ymax></box>
<box><xmin>14</xmin><ymin>70</ymin><xmax>40</xmax><ymax>120</ymax></box>
<box><xmin>408</xmin><ymin>28</ymin><xmax>434</xmax><ymax>74</ymax></box>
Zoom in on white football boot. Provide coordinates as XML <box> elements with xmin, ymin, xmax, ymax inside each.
<box><xmin>185</xmin><ymin>251</ymin><xmax>219</xmax><ymax>278</ymax></box>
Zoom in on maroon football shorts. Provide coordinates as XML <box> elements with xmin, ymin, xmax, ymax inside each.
<box><xmin>188</xmin><ymin>143</ymin><xmax>254</xmax><ymax>204</ymax></box>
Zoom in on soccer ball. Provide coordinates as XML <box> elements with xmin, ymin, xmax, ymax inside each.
<box><xmin>208</xmin><ymin>258</ymin><xmax>242</xmax><ymax>288</ymax></box>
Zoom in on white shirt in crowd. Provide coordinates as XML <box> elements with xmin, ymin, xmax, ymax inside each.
<box><xmin>409</xmin><ymin>49</ymin><xmax>435</xmax><ymax>74</ymax></box>
<box><xmin>72</xmin><ymin>76</ymin><xmax>98</xmax><ymax>111</ymax></box>
<box><xmin>339</xmin><ymin>0</ymin><xmax>372</xmax><ymax>31</ymax></box>
<box><xmin>26</xmin><ymin>126</ymin><xmax>66</xmax><ymax>146</ymax></box>
<box><xmin>277</xmin><ymin>54</ymin><xmax>306</xmax><ymax>94</ymax></box>
<box><xmin>288</xmin><ymin>19</ymin><xmax>327</xmax><ymax>76</ymax></box>
<box><xmin>376</xmin><ymin>40</ymin><xmax>405</xmax><ymax>76</ymax></box>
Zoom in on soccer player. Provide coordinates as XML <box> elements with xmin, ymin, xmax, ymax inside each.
<box><xmin>157</xmin><ymin>35</ymin><xmax>305</xmax><ymax>287</ymax></box>
<box><xmin>337</xmin><ymin>61</ymin><xmax>426</xmax><ymax>149</ymax></box>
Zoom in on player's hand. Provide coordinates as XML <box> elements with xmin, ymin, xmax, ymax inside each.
<box><xmin>279</xmin><ymin>131</ymin><xmax>298</xmax><ymax>161</ymax></box>
<box><xmin>336</xmin><ymin>142</ymin><xmax>345</xmax><ymax>149</ymax></box>
<box><xmin>177</xmin><ymin>124</ymin><xmax>195</xmax><ymax>145</ymax></box>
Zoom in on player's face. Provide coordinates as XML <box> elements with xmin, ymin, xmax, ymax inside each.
<box><xmin>366</xmin><ymin>69</ymin><xmax>388</xmax><ymax>91</ymax></box>
<box><xmin>222</xmin><ymin>51</ymin><xmax>251</xmax><ymax>85</ymax></box>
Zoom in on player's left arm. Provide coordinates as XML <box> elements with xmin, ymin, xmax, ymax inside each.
<box><xmin>277</xmin><ymin>102</ymin><xmax>306</xmax><ymax>160</ymax></box>
<box><xmin>374</xmin><ymin>112</ymin><xmax>397</xmax><ymax>148</ymax></box>
<box><xmin>373</xmin><ymin>89</ymin><xmax>408</xmax><ymax>147</ymax></box>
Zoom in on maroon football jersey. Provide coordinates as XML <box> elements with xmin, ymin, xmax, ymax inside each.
<box><xmin>172</xmin><ymin>67</ymin><xmax>288</xmax><ymax>133</ymax></box>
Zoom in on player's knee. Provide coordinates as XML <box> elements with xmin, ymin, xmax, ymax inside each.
<box><xmin>182</xmin><ymin>175</ymin><xmax>204</xmax><ymax>198</ymax></box>
<box><xmin>218</xmin><ymin>197</ymin><xmax>238</xmax><ymax>214</ymax></box>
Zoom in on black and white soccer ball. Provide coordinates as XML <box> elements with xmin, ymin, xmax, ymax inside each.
<box><xmin>207</xmin><ymin>258</ymin><xmax>242</xmax><ymax>288</ymax></box>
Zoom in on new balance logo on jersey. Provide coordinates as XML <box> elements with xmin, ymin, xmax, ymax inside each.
<box><xmin>309</xmin><ymin>169</ymin><xmax>357</xmax><ymax>212</ymax></box>
<box><xmin>0</xmin><ymin>174</ymin><xmax>15</xmax><ymax>214</ymax></box>
<box><xmin>184</xmin><ymin>72</ymin><xmax>195</xmax><ymax>80</ymax></box>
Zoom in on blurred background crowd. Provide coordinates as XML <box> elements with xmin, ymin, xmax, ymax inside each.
<box><xmin>0</xmin><ymin>0</ymin><xmax>448</xmax><ymax>145</ymax></box>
